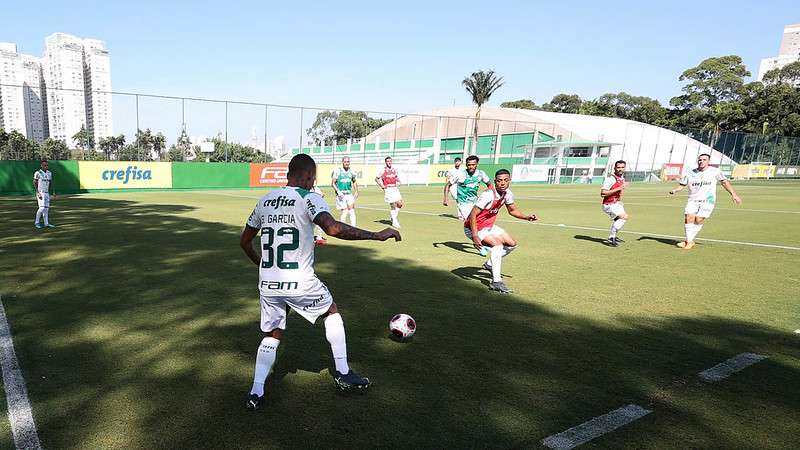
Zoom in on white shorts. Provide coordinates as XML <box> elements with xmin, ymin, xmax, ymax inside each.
<box><xmin>335</xmin><ymin>193</ymin><xmax>355</xmax><ymax>210</ymax></box>
<box><xmin>259</xmin><ymin>278</ymin><xmax>333</xmax><ymax>332</ymax></box>
<box><xmin>684</xmin><ymin>200</ymin><xmax>715</xmax><ymax>218</ymax></box>
<box><xmin>464</xmin><ymin>225</ymin><xmax>505</xmax><ymax>242</ymax></box>
<box><xmin>37</xmin><ymin>193</ymin><xmax>50</xmax><ymax>208</ymax></box>
<box><xmin>448</xmin><ymin>184</ymin><xmax>457</xmax><ymax>200</ymax></box>
<box><xmin>456</xmin><ymin>202</ymin><xmax>475</xmax><ymax>221</ymax></box>
<box><xmin>384</xmin><ymin>187</ymin><xmax>402</xmax><ymax>204</ymax></box>
<box><xmin>601</xmin><ymin>202</ymin><xmax>625</xmax><ymax>220</ymax></box>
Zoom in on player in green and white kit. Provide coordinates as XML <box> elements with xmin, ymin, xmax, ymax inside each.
<box><xmin>331</xmin><ymin>156</ymin><xmax>358</xmax><ymax>226</ymax></box>
<box><xmin>451</xmin><ymin>155</ymin><xmax>492</xmax><ymax>220</ymax></box>
<box><xmin>240</xmin><ymin>154</ymin><xmax>400</xmax><ymax>410</ymax></box>
<box><xmin>33</xmin><ymin>159</ymin><xmax>55</xmax><ymax>228</ymax></box>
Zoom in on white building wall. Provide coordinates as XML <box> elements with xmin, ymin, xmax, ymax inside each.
<box><xmin>0</xmin><ymin>43</ymin><xmax>26</xmax><ymax>135</ymax></box>
<box><xmin>45</xmin><ymin>33</ymin><xmax>88</xmax><ymax>146</ymax></box>
<box><xmin>20</xmin><ymin>55</ymin><xmax>47</xmax><ymax>142</ymax></box>
<box><xmin>83</xmin><ymin>38</ymin><xmax>112</xmax><ymax>143</ymax></box>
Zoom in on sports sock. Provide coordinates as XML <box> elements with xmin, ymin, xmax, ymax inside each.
<box><xmin>250</xmin><ymin>337</ymin><xmax>280</xmax><ymax>397</ymax></box>
<box><xmin>35</xmin><ymin>207</ymin><xmax>44</xmax><ymax>225</ymax></box>
<box><xmin>340</xmin><ymin>210</ymin><xmax>348</xmax><ymax>222</ymax></box>
<box><xmin>43</xmin><ymin>207</ymin><xmax>49</xmax><ymax>226</ymax></box>
<box><xmin>490</xmin><ymin>245</ymin><xmax>503</xmax><ymax>282</ymax></box>
<box><xmin>611</xmin><ymin>218</ymin><xmax>626</xmax><ymax>238</ymax></box>
<box><xmin>390</xmin><ymin>207</ymin><xmax>399</xmax><ymax>223</ymax></box>
<box><xmin>501</xmin><ymin>245</ymin><xmax>517</xmax><ymax>257</ymax></box>
<box><xmin>684</xmin><ymin>223</ymin><xmax>693</xmax><ymax>242</ymax></box>
<box><xmin>688</xmin><ymin>223</ymin><xmax>703</xmax><ymax>242</ymax></box>
<box><xmin>348</xmin><ymin>209</ymin><xmax>356</xmax><ymax>226</ymax></box>
<box><xmin>324</xmin><ymin>313</ymin><xmax>350</xmax><ymax>374</ymax></box>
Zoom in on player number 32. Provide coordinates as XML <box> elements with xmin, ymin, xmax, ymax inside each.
<box><xmin>261</xmin><ymin>227</ymin><xmax>299</xmax><ymax>269</ymax></box>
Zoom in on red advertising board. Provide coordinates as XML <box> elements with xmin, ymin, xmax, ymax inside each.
<box><xmin>250</xmin><ymin>163</ymin><xmax>288</xmax><ymax>187</ymax></box>
<box><xmin>662</xmin><ymin>163</ymin><xmax>683</xmax><ymax>181</ymax></box>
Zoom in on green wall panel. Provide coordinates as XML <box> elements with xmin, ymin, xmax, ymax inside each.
<box><xmin>0</xmin><ymin>160</ymin><xmax>81</xmax><ymax>195</ymax></box>
<box><xmin>394</xmin><ymin>141</ymin><xmax>411</xmax><ymax>149</ymax></box>
<box><xmin>172</xmin><ymin>162</ymin><xmax>250</xmax><ymax>189</ymax></box>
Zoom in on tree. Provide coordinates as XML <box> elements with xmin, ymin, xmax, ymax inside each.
<box><xmin>72</xmin><ymin>125</ymin><xmax>94</xmax><ymax>152</ymax></box>
<box><xmin>741</xmin><ymin>81</ymin><xmax>800</xmax><ymax>136</ymax></box>
<box><xmin>98</xmin><ymin>134</ymin><xmax>126</xmax><ymax>160</ymax></box>
<box><xmin>500</xmin><ymin>99</ymin><xmax>538</xmax><ymax>110</ymax></box>
<box><xmin>0</xmin><ymin>130</ymin><xmax>38</xmax><ymax>160</ymax></box>
<box><xmin>306</xmin><ymin>111</ymin><xmax>339</xmax><ymax>145</ymax></box>
<box><xmin>38</xmin><ymin>138</ymin><xmax>71</xmax><ymax>160</ymax></box>
<box><xmin>541</xmin><ymin>94</ymin><xmax>582</xmax><ymax>113</ymax></box>
<box><xmin>589</xmin><ymin>92</ymin><xmax>667</xmax><ymax>125</ymax></box>
<box><xmin>206</xmin><ymin>138</ymin><xmax>261</xmax><ymax>163</ymax></box>
<box><xmin>117</xmin><ymin>144</ymin><xmax>149</xmax><ymax>161</ymax></box>
<box><xmin>305</xmin><ymin>111</ymin><xmax>392</xmax><ymax>145</ymax></box>
<box><xmin>462</xmin><ymin>70</ymin><xmax>504</xmax><ymax>155</ymax></box>
<box><xmin>167</xmin><ymin>129</ymin><xmax>198</xmax><ymax>161</ymax></box>
<box><xmin>762</xmin><ymin>61</ymin><xmax>800</xmax><ymax>86</ymax></box>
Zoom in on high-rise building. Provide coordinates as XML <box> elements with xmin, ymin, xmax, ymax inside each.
<box><xmin>20</xmin><ymin>54</ymin><xmax>47</xmax><ymax>142</ymax></box>
<box><xmin>0</xmin><ymin>43</ymin><xmax>26</xmax><ymax>135</ymax></box>
<box><xmin>82</xmin><ymin>38</ymin><xmax>112</xmax><ymax>143</ymax></box>
<box><xmin>44</xmin><ymin>33</ymin><xmax>89</xmax><ymax>146</ymax></box>
<box><xmin>757</xmin><ymin>23</ymin><xmax>800</xmax><ymax>84</ymax></box>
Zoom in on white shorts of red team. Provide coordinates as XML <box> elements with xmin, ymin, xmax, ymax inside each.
<box><xmin>335</xmin><ymin>193</ymin><xmax>355</xmax><ymax>210</ymax></box>
<box><xmin>36</xmin><ymin>193</ymin><xmax>50</xmax><ymax>208</ymax></box>
<box><xmin>684</xmin><ymin>199</ymin><xmax>715</xmax><ymax>218</ymax></box>
<box><xmin>464</xmin><ymin>225</ymin><xmax>506</xmax><ymax>242</ymax></box>
<box><xmin>384</xmin><ymin>187</ymin><xmax>402</xmax><ymax>203</ymax></box>
<box><xmin>259</xmin><ymin>278</ymin><xmax>333</xmax><ymax>332</ymax></box>
<box><xmin>601</xmin><ymin>201</ymin><xmax>625</xmax><ymax>220</ymax></box>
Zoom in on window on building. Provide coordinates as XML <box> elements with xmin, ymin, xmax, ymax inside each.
<box><xmin>565</xmin><ymin>147</ymin><xmax>591</xmax><ymax>157</ymax></box>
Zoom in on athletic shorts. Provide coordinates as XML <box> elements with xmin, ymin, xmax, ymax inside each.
<box><xmin>37</xmin><ymin>193</ymin><xmax>50</xmax><ymax>208</ymax></box>
<box><xmin>456</xmin><ymin>202</ymin><xmax>475</xmax><ymax>221</ymax></box>
<box><xmin>601</xmin><ymin>202</ymin><xmax>625</xmax><ymax>220</ymax></box>
<box><xmin>335</xmin><ymin>193</ymin><xmax>355</xmax><ymax>210</ymax></box>
<box><xmin>464</xmin><ymin>225</ymin><xmax>505</xmax><ymax>242</ymax></box>
<box><xmin>448</xmin><ymin>184</ymin><xmax>457</xmax><ymax>200</ymax></box>
<box><xmin>384</xmin><ymin>187</ymin><xmax>402</xmax><ymax>203</ymax></box>
<box><xmin>684</xmin><ymin>199</ymin><xmax>715</xmax><ymax>218</ymax></box>
<box><xmin>259</xmin><ymin>278</ymin><xmax>333</xmax><ymax>332</ymax></box>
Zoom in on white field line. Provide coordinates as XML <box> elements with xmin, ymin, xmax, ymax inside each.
<box><xmin>356</xmin><ymin>206</ymin><xmax>800</xmax><ymax>251</ymax></box>
<box><xmin>698</xmin><ymin>353</ymin><xmax>767</xmax><ymax>382</ymax></box>
<box><xmin>541</xmin><ymin>404</ymin><xmax>652</xmax><ymax>450</ymax></box>
<box><xmin>0</xmin><ymin>295</ymin><xmax>43</xmax><ymax>450</ymax></box>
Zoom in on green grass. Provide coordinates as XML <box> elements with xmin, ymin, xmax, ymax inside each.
<box><xmin>0</xmin><ymin>181</ymin><xmax>798</xmax><ymax>449</ymax></box>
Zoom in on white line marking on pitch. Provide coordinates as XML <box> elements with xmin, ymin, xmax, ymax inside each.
<box><xmin>541</xmin><ymin>404</ymin><xmax>652</xmax><ymax>450</ymax></box>
<box><xmin>356</xmin><ymin>206</ymin><xmax>800</xmax><ymax>251</ymax></box>
<box><xmin>0</xmin><ymin>295</ymin><xmax>43</xmax><ymax>450</ymax></box>
<box><xmin>698</xmin><ymin>353</ymin><xmax>767</xmax><ymax>382</ymax></box>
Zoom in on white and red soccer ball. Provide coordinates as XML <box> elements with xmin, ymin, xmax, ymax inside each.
<box><xmin>389</xmin><ymin>314</ymin><xmax>416</xmax><ymax>339</ymax></box>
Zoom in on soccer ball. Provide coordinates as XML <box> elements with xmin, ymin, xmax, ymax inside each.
<box><xmin>389</xmin><ymin>314</ymin><xmax>416</xmax><ymax>339</ymax></box>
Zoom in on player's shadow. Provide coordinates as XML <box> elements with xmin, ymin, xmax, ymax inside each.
<box><xmin>439</xmin><ymin>213</ymin><xmax>459</xmax><ymax>220</ymax></box>
<box><xmin>637</xmin><ymin>235</ymin><xmax>681</xmax><ymax>246</ymax></box>
<box><xmin>432</xmin><ymin>241</ymin><xmax>481</xmax><ymax>255</ymax></box>
<box><xmin>374</xmin><ymin>219</ymin><xmax>393</xmax><ymax>225</ymax></box>
<box><xmin>574</xmin><ymin>234</ymin><xmax>613</xmax><ymax>246</ymax></box>
<box><xmin>451</xmin><ymin>266</ymin><xmax>511</xmax><ymax>287</ymax></box>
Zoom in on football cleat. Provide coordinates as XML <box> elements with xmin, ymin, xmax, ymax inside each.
<box><xmin>45</xmin><ymin>223</ymin><xmax>56</xmax><ymax>228</ymax></box>
<box><xmin>482</xmin><ymin>261</ymin><xmax>493</xmax><ymax>271</ymax></box>
<box><xmin>615</xmin><ymin>237</ymin><xmax>625</xmax><ymax>243</ymax></box>
<box><xmin>334</xmin><ymin>370</ymin><xmax>370</xmax><ymax>391</ymax></box>
<box><xmin>677</xmin><ymin>240</ymin><xmax>695</xmax><ymax>249</ymax></box>
<box><xmin>245</xmin><ymin>393</ymin><xmax>264</xmax><ymax>411</ymax></box>
<box><xmin>489</xmin><ymin>281</ymin><xmax>513</xmax><ymax>294</ymax></box>
<box><xmin>607</xmin><ymin>237</ymin><xmax>619</xmax><ymax>247</ymax></box>
<box><xmin>35</xmin><ymin>223</ymin><xmax>43</xmax><ymax>229</ymax></box>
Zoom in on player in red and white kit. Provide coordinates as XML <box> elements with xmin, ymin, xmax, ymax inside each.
<box><xmin>600</xmin><ymin>160</ymin><xmax>629</xmax><ymax>247</ymax></box>
<box><xmin>375</xmin><ymin>156</ymin><xmax>403</xmax><ymax>228</ymax></box>
<box><xmin>465</xmin><ymin>169</ymin><xmax>538</xmax><ymax>294</ymax></box>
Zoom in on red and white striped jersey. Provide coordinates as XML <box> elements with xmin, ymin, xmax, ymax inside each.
<box><xmin>377</xmin><ymin>166</ymin><xmax>399</xmax><ymax>188</ymax></box>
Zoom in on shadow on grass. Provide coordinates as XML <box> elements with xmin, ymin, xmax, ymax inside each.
<box><xmin>638</xmin><ymin>235</ymin><xmax>682</xmax><ymax>246</ymax></box>
<box><xmin>374</xmin><ymin>219</ymin><xmax>393</xmax><ymax>226</ymax></box>
<box><xmin>0</xmin><ymin>195</ymin><xmax>798</xmax><ymax>449</ymax></box>
<box><xmin>432</xmin><ymin>241</ymin><xmax>480</xmax><ymax>255</ymax></box>
<box><xmin>574</xmin><ymin>234</ymin><xmax>613</xmax><ymax>246</ymax></box>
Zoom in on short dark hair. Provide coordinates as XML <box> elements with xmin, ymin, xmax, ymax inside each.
<box><xmin>466</xmin><ymin>155</ymin><xmax>479</xmax><ymax>163</ymax></box>
<box><xmin>495</xmin><ymin>168</ymin><xmax>510</xmax><ymax>178</ymax></box>
<box><xmin>41</xmin><ymin>159</ymin><xmax>48</xmax><ymax>163</ymax></box>
<box><xmin>288</xmin><ymin>154</ymin><xmax>316</xmax><ymax>176</ymax></box>
<box><xmin>385</xmin><ymin>156</ymin><xmax>392</xmax><ymax>162</ymax></box>
<box><xmin>614</xmin><ymin>160</ymin><xmax>626</xmax><ymax>166</ymax></box>
<box><xmin>698</xmin><ymin>153</ymin><xmax>711</xmax><ymax>159</ymax></box>
<box><xmin>454</xmin><ymin>157</ymin><xmax>462</xmax><ymax>162</ymax></box>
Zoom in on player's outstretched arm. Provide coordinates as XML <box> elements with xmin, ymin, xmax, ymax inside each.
<box><xmin>506</xmin><ymin>203</ymin><xmax>537</xmax><ymax>221</ymax></box>
<box><xmin>240</xmin><ymin>225</ymin><xmax>261</xmax><ymax>266</ymax></box>
<box><xmin>721</xmin><ymin>180</ymin><xmax>742</xmax><ymax>204</ymax></box>
<box><xmin>669</xmin><ymin>184</ymin><xmax>686</xmax><ymax>195</ymax></box>
<box><xmin>315</xmin><ymin>212</ymin><xmax>400</xmax><ymax>241</ymax></box>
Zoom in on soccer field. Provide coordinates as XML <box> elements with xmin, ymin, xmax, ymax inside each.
<box><xmin>1</xmin><ymin>181</ymin><xmax>799</xmax><ymax>449</ymax></box>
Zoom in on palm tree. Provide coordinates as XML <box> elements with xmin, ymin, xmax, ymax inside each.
<box><xmin>462</xmin><ymin>70</ymin><xmax>504</xmax><ymax>155</ymax></box>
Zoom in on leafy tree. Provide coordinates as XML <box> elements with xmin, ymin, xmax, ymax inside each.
<box><xmin>306</xmin><ymin>111</ymin><xmax>392</xmax><ymax>145</ymax></box>
<box><xmin>589</xmin><ymin>92</ymin><xmax>667</xmax><ymax>125</ymax></box>
<box><xmin>306</xmin><ymin>111</ymin><xmax>339</xmax><ymax>145</ymax></box>
<box><xmin>500</xmin><ymin>99</ymin><xmax>538</xmax><ymax>110</ymax></box>
<box><xmin>98</xmin><ymin>134</ymin><xmax>126</xmax><ymax>160</ymax></box>
<box><xmin>72</xmin><ymin>125</ymin><xmax>94</xmax><ymax>151</ymax></box>
<box><xmin>38</xmin><ymin>138</ymin><xmax>71</xmax><ymax>160</ymax></box>
<box><xmin>167</xmin><ymin>129</ymin><xmax>198</xmax><ymax>161</ymax></box>
<box><xmin>117</xmin><ymin>144</ymin><xmax>149</xmax><ymax>161</ymax></box>
<box><xmin>462</xmin><ymin>70</ymin><xmax>504</xmax><ymax>154</ymax></box>
<box><xmin>762</xmin><ymin>61</ymin><xmax>800</xmax><ymax>86</ymax></box>
<box><xmin>541</xmin><ymin>94</ymin><xmax>582</xmax><ymax>113</ymax></box>
<box><xmin>0</xmin><ymin>130</ymin><xmax>38</xmax><ymax>160</ymax></box>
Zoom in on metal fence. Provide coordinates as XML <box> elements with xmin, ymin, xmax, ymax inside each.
<box><xmin>1</xmin><ymin>83</ymin><xmax>800</xmax><ymax>179</ymax></box>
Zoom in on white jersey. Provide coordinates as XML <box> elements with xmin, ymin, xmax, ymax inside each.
<box><xmin>680</xmin><ymin>167</ymin><xmax>727</xmax><ymax>203</ymax></box>
<box><xmin>33</xmin><ymin>169</ymin><xmax>52</xmax><ymax>194</ymax></box>
<box><xmin>446</xmin><ymin>168</ymin><xmax>463</xmax><ymax>185</ymax></box>
<box><xmin>246</xmin><ymin>186</ymin><xmax>330</xmax><ymax>296</ymax></box>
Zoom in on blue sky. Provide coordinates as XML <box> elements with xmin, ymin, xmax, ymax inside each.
<box><xmin>3</xmin><ymin>0</ymin><xmax>798</xmax><ymax>145</ymax></box>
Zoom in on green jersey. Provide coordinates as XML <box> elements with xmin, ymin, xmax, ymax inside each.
<box><xmin>332</xmin><ymin>168</ymin><xmax>355</xmax><ymax>194</ymax></box>
<box><xmin>455</xmin><ymin>169</ymin><xmax>489</xmax><ymax>204</ymax></box>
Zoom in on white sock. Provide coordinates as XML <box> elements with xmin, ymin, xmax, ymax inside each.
<box><xmin>324</xmin><ymin>313</ymin><xmax>350</xmax><ymax>374</ymax></box>
<box><xmin>340</xmin><ymin>210</ymin><xmax>348</xmax><ymax>222</ymax></box>
<box><xmin>348</xmin><ymin>209</ymin><xmax>356</xmax><ymax>226</ymax></box>
<box><xmin>684</xmin><ymin>223</ymin><xmax>693</xmax><ymax>242</ymax></box>
<box><xmin>35</xmin><ymin>207</ymin><xmax>44</xmax><ymax>224</ymax></box>
<box><xmin>610</xmin><ymin>218</ymin><xmax>626</xmax><ymax>238</ymax></box>
<box><xmin>43</xmin><ymin>207</ymin><xmax>49</xmax><ymax>226</ymax></box>
<box><xmin>688</xmin><ymin>224</ymin><xmax>703</xmax><ymax>242</ymax></box>
<box><xmin>490</xmin><ymin>245</ymin><xmax>503</xmax><ymax>282</ymax></box>
<box><xmin>501</xmin><ymin>245</ymin><xmax>517</xmax><ymax>257</ymax></box>
<box><xmin>390</xmin><ymin>207</ymin><xmax>399</xmax><ymax>223</ymax></box>
<box><xmin>250</xmin><ymin>337</ymin><xmax>280</xmax><ymax>397</ymax></box>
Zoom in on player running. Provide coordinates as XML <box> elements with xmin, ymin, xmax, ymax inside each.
<box><xmin>376</xmin><ymin>156</ymin><xmax>403</xmax><ymax>228</ymax></box>
<box><xmin>600</xmin><ymin>160</ymin><xmax>629</xmax><ymax>246</ymax></box>
<box><xmin>331</xmin><ymin>156</ymin><xmax>358</xmax><ymax>226</ymax></box>
<box><xmin>33</xmin><ymin>159</ymin><xmax>55</xmax><ymax>229</ymax></box>
<box><xmin>448</xmin><ymin>155</ymin><xmax>493</xmax><ymax>220</ymax></box>
<box><xmin>669</xmin><ymin>153</ymin><xmax>741</xmax><ymax>249</ymax></box>
<box><xmin>442</xmin><ymin>157</ymin><xmax>463</xmax><ymax>208</ymax></box>
<box><xmin>240</xmin><ymin>154</ymin><xmax>401</xmax><ymax>410</ymax></box>
<box><xmin>466</xmin><ymin>169</ymin><xmax>538</xmax><ymax>294</ymax></box>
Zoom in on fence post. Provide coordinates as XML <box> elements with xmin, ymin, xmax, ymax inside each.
<box><xmin>224</xmin><ymin>101</ymin><xmax>229</xmax><ymax>162</ymax></box>
<box><xmin>299</xmin><ymin>107</ymin><xmax>304</xmax><ymax>155</ymax></box>
<box><xmin>264</xmin><ymin>105</ymin><xmax>268</xmax><ymax>163</ymax></box>
<box><xmin>135</xmin><ymin>94</ymin><xmax>140</xmax><ymax>161</ymax></box>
